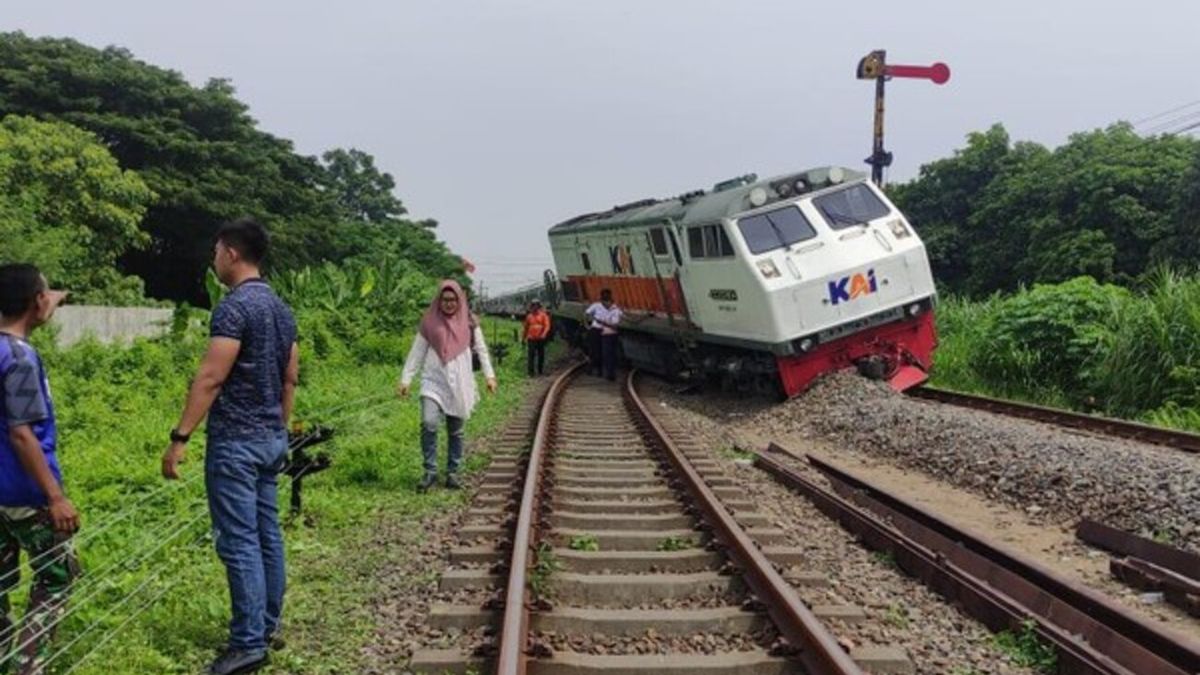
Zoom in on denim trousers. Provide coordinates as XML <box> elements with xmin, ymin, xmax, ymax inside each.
<box><xmin>205</xmin><ymin>431</ymin><xmax>288</xmax><ymax>652</ymax></box>
<box><xmin>420</xmin><ymin>396</ymin><xmax>464</xmax><ymax>478</ymax></box>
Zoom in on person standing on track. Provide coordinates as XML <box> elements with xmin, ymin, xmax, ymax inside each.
<box><xmin>161</xmin><ymin>218</ymin><xmax>299</xmax><ymax>675</ymax></box>
<box><xmin>584</xmin><ymin>295</ymin><xmax>604</xmax><ymax>376</ymax></box>
<box><xmin>522</xmin><ymin>299</ymin><xmax>551</xmax><ymax>377</ymax></box>
<box><xmin>590</xmin><ymin>289</ymin><xmax>622</xmax><ymax>381</ymax></box>
<box><xmin>398</xmin><ymin>280</ymin><xmax>497</xmax><ymax>493</ymax></box>
<box><xmin>0</xmin><ymin>263</ymin><xmax>78</xmax><ymax>675</ymax></box>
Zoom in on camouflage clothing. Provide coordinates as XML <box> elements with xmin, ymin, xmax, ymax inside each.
<box><xmin>0</xmin><ymin>510</ymin><xmax>75</xmax><ymax>675</ymax></box>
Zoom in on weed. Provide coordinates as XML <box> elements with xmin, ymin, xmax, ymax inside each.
<box><xmin>1152</xmin><ymin>528</ymin><xmax>1175</xmax><ymax>545</ymax></box>
<box><xmin>656</xmin><ymin>536</ymin><xmax>695</xmax><ymax>552</ymax></box>
<box><xmin>529</xmin><ymin>543</ymin><xmax>563</xmax><ymax>599</ymax></box>
<box><xmin>884</xmin><ymin>602</ymin><xmax>910</xmax><ymax>629</ymax></box>
<box><xmin>871</xmin><ymin>549</ymin><xmax>898</xmax><ymax>568</ymax></box>
<box><xmin>718</xmin><ymin>447</ymin><xmax>756</xmax><ymax>462</ymax></box>
<box><xmin>992</xmin><ymin>619</ymin><xmax>1057</xmax><ymax>673</ymax></box>
<box><xmin>568</xmin><ymin>534</ymin><xmax>600</xmax><ymax>551</ymax></box>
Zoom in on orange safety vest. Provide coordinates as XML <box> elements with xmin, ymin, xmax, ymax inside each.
<box><xmin>524</xmin><ymin>310</ymin><xmax>551</xmax><ymax>341</ymax></box>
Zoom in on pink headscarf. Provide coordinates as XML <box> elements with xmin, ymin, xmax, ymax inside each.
<box><xmin>419</xmin><ymin>280</ymin><xmax>472</xmax><ymax>364</ymax></box>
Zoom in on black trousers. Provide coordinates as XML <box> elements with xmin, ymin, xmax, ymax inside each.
<box><xmin>600</xmin><ymin>334</ymin><xmax>618</xmax><ymax>381</ymax></box>
<box><xmin>526</xmin><ymin>339</ymin><xmax>546</xmax><ymax>375</ymax></box>
<box><xmin>587</xmin><ymin>328</ymin><xmax>603</xmax><ymax>375</ymax></box>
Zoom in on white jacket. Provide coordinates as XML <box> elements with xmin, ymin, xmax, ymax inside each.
<box><xmin>401</xmin><ymin>326</ymin><xmax>495</xmax><ymax>419</ymax></box>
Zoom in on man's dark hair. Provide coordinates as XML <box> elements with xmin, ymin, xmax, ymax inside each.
<box><xmin>600</xmin><ymin>288</ymin><xmax>613</xmax><ymax>301</ymax></box>
<box><xmin>0</xmin><ymin>264</ymin><xmax>45</xmax><ymax>318</ymax></box>
<box><xmin>216</xmin><ymin>217</ymin><xmax>269</xmax><ymax>265</ymax></box>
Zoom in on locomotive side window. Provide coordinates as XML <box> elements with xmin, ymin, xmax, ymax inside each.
<box><xmin>688</xmin><ymin>227</ymin><xmax>706</xmax><ymax>258</ymax></box>
<box><xmin>737</xmin><ymin>206</ymin><xmax>817</xmax><ymax>255</ymax></box>
<box><xmin>688</xmin><ymin>224</ymin><xmax>735</xmax><ymax>260</ymax></box>
<box><xmin>667</xmin><ymin>230</ymin><xmax>683</xmax><ymax>266</ymax></box>
<box><xmin>812</xmin><ymin>183</ymin><xmax>890</xmax><ymax>230</ymax></box>
<box><xmin>649</xmin><ymin>227</ymin><xmax>669</xmax><ymax>256</ymax></box>
<box><xmin>581</xmin><ymin>252</ymin><xmax>591</xmax><ymax>271</ymax></box>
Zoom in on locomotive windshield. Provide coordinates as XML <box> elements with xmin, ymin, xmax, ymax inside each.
<box><xmin>737</xmin><ymin>205</ymin><xmax>817</xmax><ymax>255</ymax></box>
<box><xmin>812</xmin><ymin>183</ymin><xmax>891</xmax><ymax>230</ymax></box>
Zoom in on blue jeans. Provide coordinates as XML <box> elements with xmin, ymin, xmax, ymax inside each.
<box><xmin>205</xmin><ymin>431</ymin><xmax>288</xmax><ymax>652</ymax></box>
<box><xmin>420</xmin><ymin>396</ymin><xmax>464</xmax><ymax>478</ymax></box>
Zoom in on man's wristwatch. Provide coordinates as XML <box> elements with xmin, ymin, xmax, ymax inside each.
<box><xmin>169</xmin><ymin>429</ymin><xmax>191</xmax><ymax>444</ymax></box>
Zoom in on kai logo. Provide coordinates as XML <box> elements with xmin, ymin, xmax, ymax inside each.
<box><xmin>828</xmin><ymin>269</ymin><xmax>877</xmax><ymax>305</ymax></box>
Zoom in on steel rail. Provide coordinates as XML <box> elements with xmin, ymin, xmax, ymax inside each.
<box><xmin>495</xmin><ymin>362</ymin><xmax>584</xmax><ymax>675</ymax></box>
<box><xmin>624</xmin><ymin>371</ymin><xmax>864</xmax><ymax>675</ymax></box>
<box><xmin>908</xmin><ymin>386</ymin><xmax>1200</xmax><ymax>453</ymax></box>
<box><xmin>758</xmin><ymin>445</ymin><xmax>1200</xmax><ymax>675</ymax></box>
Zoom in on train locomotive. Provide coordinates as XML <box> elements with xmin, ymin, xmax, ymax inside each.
<box><xmin>541</xmin><ymin>166</ymin><xmax>938</xmax><ymax>398</ymax></box>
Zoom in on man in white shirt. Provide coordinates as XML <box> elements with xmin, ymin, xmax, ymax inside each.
<box><xmin>589</xmin><ymin>289</ymin><xmax>622</xmax><ymax>381</ymax></box>
<box><xmin>584</xmin><ymin>296</ymin><xmax>604</xmax><ymax>376</ymax></box>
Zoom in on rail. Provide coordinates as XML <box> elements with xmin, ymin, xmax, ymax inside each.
<box><xmin>909</xmin><ymin>386</ymin><xmax>1200</xmax><ymax>453</ymax></box>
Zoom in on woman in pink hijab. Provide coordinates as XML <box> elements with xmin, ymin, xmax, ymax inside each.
<box><xmin>398</xmin><ymin>280</ymin><xmax>497</xmax><ymax>491</ymax></box>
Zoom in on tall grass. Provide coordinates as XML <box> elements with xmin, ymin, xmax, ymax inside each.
<box><xmin>6</xmin><ymin>301</ymin><xmax>540</xmax><ymax>673</ymax></box>
<box><xmin>933</xmin><ymin>271</ymin><xmax>1200</xmax><ymax>431</ymax></box>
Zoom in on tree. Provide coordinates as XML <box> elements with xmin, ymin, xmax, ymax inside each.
<box><xmin>320</xmin><ymin>148</ymin><xmax>411</xmax><ymax>224</ymax></box>
<box><xmin>0</xmin><ymin>33</ymin><xmax>338</xmax><ymax>302</ymax></box>
<box><xmin>0</xmin><ymin>115</ymin><xmax>154</xmax><ymax>303</ymax></box>
<box><xmin>892</xmin><ymin>123</ymin><xmax>1200</xmax><ymax>296</ymax></box>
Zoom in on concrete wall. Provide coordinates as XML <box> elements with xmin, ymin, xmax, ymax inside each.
<box><xmin>51</xmin><ymin>305</ymin><xmax>174</xmax><ymax>346</ymax></box>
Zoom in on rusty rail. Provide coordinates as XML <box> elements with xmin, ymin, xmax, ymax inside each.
<box><xmin>495</xmin><ymin>363</ymin><xmax>583</xmax><ymax>675</ymax></box>
<box><xmin>624</xmin><ymin>372</ymin><xmax>864</xmax><ymax>675</ymax></box>
<box><xmin>758</xmin><ymin>446</ymin><xmax>1200</xmax><ymax>675</ymax></box>
<box><xmin>908</xmin><ymin>386</ymin><xmax>1200</xmax><ymax>453</ymax></box>
<box><xmin>1077</xmin><ymin>519</ymin><xmax>1200</xmax><ymax>617</ymax></box>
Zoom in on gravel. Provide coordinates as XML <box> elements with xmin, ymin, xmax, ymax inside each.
<box><xmin>643</xmin><ymin>379</ymin><xmax>1040</xmax><ymax>675</ymax></box>
<box><xmin>650</xmin><ymin>372</ymin><xmax>1200</xmax><ymax>555</ymax></box>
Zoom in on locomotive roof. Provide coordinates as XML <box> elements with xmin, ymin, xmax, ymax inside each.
<box><xmin>549</xmin><ymin>166</ymin><xmax>867</xmax><ymax>235</ymax></box>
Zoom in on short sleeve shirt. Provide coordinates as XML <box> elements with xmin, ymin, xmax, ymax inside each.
<box><xmin>207</xmin><ymin>280</ymin><xmax>298</xmax><ymax>441</ymax></box>
<box><xmin>0</xmin><ymin>333</ymin><xmax>60</xmax><ymax>508</ymax></box>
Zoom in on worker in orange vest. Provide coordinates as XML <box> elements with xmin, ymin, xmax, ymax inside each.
<box><xmin>523</xmin><ymin>299</ymin><xmax>552</xmax><ymax>376</ymax></box>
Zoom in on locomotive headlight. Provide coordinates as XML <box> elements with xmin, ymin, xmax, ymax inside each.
<box><xmin>748</xmin><ymin>187</ymin><xmax>769</xmax><ymax>207</ymax></box>
<box><xmin>908</xmin><ymin>302</ymin><xmax>923</xmax><ymax>317</ymax></box>
<box><xmin>756</xmin><ymin>259</ymin><xmax>781</xmax><ymax>278</ymax></box>
<box><xmin>888</xmin><ymin>218</ymin><xmax>911</xmax><ymax>239</ymax></box>
<box><xmin>798</xmin><ymin>337</ymin><xmax>815</xmax><ymax>352</ymax></box>
<box><xmin>828</xmin><ymin>167</ymin><xmax>845</xmax><ymax>184</ymax></box>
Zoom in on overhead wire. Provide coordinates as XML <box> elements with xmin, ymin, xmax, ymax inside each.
<box><xmin>1132</xmin><ymin>99</ymin><xmax>1200</xmax><ymax>128</ymax></box>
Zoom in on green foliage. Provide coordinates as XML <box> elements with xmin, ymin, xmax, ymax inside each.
<box><xmin>892</xmin><ymin>123</ymin><xmax>1200</xmax><ymax>297</ymax></box>
<box><xmin>884</xmin><ymin>602</ymin><xmax>910</xmax><ymax>629</ymax></box>
<box><xmin>992</xmin><ymin>620</ymin><xmax>1057</xmax><ymax>672</ymax></box>
<box><xmin>568</xmin><ymin>534</ymin><xmax>600</xmax><ymax>551</ymax></box>
<box><xmin>656</xmin><ymin>536</ymin><xmax>695</xmax><ymax>551</ymax></box>
<box><xmin>0</xmin><ymin>32</ymin><xmax>464</xmax><ymax>304</ymax></box>
<box><xmin>934</xmin><ymin>271</ymin><xmax>1200</xmax><ymax>432</ymax></box>
<box><xmin>0</xmin><ymin>115</ymin><xmax>154</xmax><ymax>303</ymax></box>
<box><xmin>529</xmin><ymin>543</ymin><xmax>563</xmax><ymax>600</ymax></box>
<box><xmin>17</xmin><ymin>283</ymin><xmax>545</xmax><ymax>672</ymax></box>
<box><xmin>975</xmin><ymin>277</ymin><xmax>1128</xmax><ymax>402</ymax></box>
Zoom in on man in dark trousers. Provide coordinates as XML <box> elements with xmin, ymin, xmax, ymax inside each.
<box><xmin>161</xmin><ymin>219</ymin><xmax>299</xmax><ymax>675</ymax></box>
<box><xmin>522</xmin><ymin>299</ymin><xmax>551</xmax><ymax>376</ymax></box>
<box><xmin>589</xmin><ymin>289</ymin><xmax>623</xmax><ymax>381</ymax></box>
<box><xmin>0</xmin><ymin>264</ymin><xmax>78</xmax><ymax>675</ymax></box>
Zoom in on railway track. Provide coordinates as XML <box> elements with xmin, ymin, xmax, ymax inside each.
<box><xmin>753</xmin><ymin>444</ymin><xmax>1200</xmax><ymax>675</ymax></box>
<box><xmin>908</xmin><ymin>386</ymin><xmax>1200</xmax><ymax>453</ymax></box>
<box><xmin>410</xmin><ymin>365</ymin><xmax>918</xmax><ymax>674</ymax></box>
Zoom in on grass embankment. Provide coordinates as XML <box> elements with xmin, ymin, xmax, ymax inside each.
<box><xmin>931</xmin><ymin>271</ymin><xmax>1200</xmax><ymax>432</ymax></box>
<box><xmin>10</xmin><ymin>316</ymin><xmax>543</xmax><ymax>674</ymax></box>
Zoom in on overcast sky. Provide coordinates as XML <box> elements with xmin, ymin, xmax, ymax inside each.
<box><xmin>6</xmin><ymin>1</ymin><xmax>1197</xmax><ymax>293</ymax></box>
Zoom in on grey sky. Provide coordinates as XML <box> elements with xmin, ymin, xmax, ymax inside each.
<box><xmin>6</xmin><ymin>1</ymin><xmax>1195</xmax><ymax>293</ymax></box>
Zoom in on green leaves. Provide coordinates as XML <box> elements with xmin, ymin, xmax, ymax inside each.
<box><xmin>892</xmin><ymin>123</ymin><xmax>1200</xmax><ymax>297</ymax></box>
<box><xmin>0</xmin><ymin>114</ymin><xmax>154</xmax><ymax>303</ymax></box>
